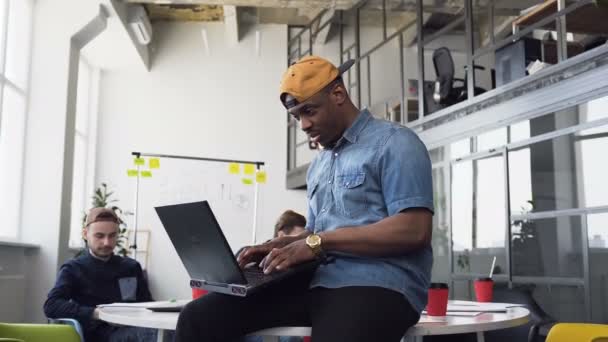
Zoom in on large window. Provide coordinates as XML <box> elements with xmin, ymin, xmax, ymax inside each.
<box><xmin>0</xmin><ymin>0</ymin><xmax>33</xmax><ymax>239</ymax></box>
<box><xmin>437</xmin><ymin>94</ymin><xmax>608</xmax><ymax>321</ymax></box>
<box><xmin>69</xmin><ymin>58</ymin><xmax>99</xmax><ymax>248</ymax></box>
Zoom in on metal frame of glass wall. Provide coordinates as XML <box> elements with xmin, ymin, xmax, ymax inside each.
<box><xmin>440</xmin><ymin>110</ymin><xmax>608</xmax><ymax>321</ymax></box>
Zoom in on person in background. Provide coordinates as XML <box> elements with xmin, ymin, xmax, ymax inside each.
<box><xmin>44</xmin><ymin>207</ymin><xmax>158</xmax><ymax>342</ymax></box>
<box><xmin>274</xmin><ymin>210</ymin><xmax>306</xmax><ymax>238</ymax></box>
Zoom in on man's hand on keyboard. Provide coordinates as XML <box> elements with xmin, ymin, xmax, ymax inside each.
<box><xmin>237</xmin><ymin>235</ymin><xmax>302</xmax><ymax>268</ymax></box>
<box><xmin>261</xmin><ymin>239</ymin><xmax>315</xmax><ymax>274</ymax></box>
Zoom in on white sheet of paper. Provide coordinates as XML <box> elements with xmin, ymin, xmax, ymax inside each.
<box><xmin>97</xmin><ymin>300</ymin><xmax>189</xmax><ymax>309</ymax></box>
<box><xmin>421</xmin><ymin>311</ymin><xmax>482</xmax><ymax>317</ymax></box>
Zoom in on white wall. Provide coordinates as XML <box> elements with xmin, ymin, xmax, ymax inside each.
<box><xmin>19</xmin><ymin>0</ymin><xmax>101</xmax><ymax>323</ymax></box>
<box><xmin>95</xmin><ymin>22</ymin><xmax>307</xmax><ymax>300</ymax></box>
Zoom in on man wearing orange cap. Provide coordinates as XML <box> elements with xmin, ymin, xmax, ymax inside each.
<box><xmin>176</xmin><ymin>56</ymin><xmax>433</xmax><ymax>342</ymax></box>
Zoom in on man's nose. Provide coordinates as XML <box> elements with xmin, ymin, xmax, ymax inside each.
<box><xmin>300</xmin><ymin>117</ymin><xmax>312</xmax><ymax>131</ymax></box>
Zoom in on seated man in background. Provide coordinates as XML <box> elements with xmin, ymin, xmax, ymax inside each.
<box><xmin>274</xmin><ymin>210</ymin><xmax>306</xmax><ymax>238</ymax></box>
<box><xmin>44</xmin><ymin>207</ymin><xmax>158</xmax><ymax>342</ymax></box>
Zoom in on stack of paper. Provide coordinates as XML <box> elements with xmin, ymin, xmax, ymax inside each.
<box><xmin>421</xmin><ymin>310</ymin><xmax>482</xmax><ymax>317</ymax></box>
<box><xmin>448</xmin><ymin>300</ymin><xmax>524</xmax><ymax>313</ymax></box>
<box><xmin>97</xmin><ymin>300</ymin><xmax>189</xmax><ymax>309</ymax></box>
<box><xmin>420</xmin><ymin>301</ymin><xmax>525</xmax><ymax>319</ymax></box>
<box><xmin>97</xmin><ymin>302</ymin><xmax>157</xmax><ymax>309</ymax></box>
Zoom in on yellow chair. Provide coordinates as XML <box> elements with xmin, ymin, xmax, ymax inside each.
<box><xmin>546</xmin><ymin>323</ymin><xmax>608</xmax><ymax>342</ymax></box>
<box><xmin>0</xmin><ymin>323</ymin><xmax>80</xmax><ymax>342</ymax></box>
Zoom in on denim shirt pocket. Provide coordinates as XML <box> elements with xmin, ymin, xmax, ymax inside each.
<box><xmin>336</xmin><ymin>172</ymin><xmax>367</xmax><ymax>217</ymax></box>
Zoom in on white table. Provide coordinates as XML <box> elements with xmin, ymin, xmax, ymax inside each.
<box><xmin>98</xmin><ymin>300</ymin><xmax>530</xmax><ymax>342</ymax></box>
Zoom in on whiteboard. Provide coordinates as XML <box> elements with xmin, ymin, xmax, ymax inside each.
<box><xmin>135</xmin><ymin>156</ymin><xmax>258</xmax><ymax>253</ymax></box>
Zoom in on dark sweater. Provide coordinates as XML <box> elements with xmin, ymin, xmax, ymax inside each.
<box><xmin>43</xmin><ymin>250</ymin><xmax>153</xmax><ymax>342</ymax></box>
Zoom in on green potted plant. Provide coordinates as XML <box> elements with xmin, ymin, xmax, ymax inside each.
<box><xmin>78</xmin><ymin>183</ymin><xmax>130</xmax><ymax>257</ymax></box>
<box><xmin>511</xmin><ymin>200</ymin><xmax>543</xmax><ymax>276</ymax></box>
<box><xmin>456</xmin><ymin>249</ymin><xmax>471</xmax><ymax>273</ymax></box>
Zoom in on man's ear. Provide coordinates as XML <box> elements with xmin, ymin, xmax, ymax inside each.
<box><xmin>82</xmin><ymin>227</ymin><xmax>88</xmax><ymax>242</ymax></box>
<box><xmin>330</xmin><ymin>83</ymin><xmax>347</xmax><ymax>106</ymax></box>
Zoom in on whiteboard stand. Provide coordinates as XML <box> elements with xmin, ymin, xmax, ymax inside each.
<box><xmin>252</xmin><ymin>165</ymin><xmax>260</xmax><ymax>244</ymax></box>
<box><xmin>132</xmin><ymin>161</ymin><xmax>141</xmax><ymax>261</ymax></box>
<box><xmin>130</xmin><ymin>152</ymin><xmax>266</xmax><ymax>258</ymax></box>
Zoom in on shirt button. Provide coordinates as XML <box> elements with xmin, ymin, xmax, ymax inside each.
<box><xmin>328</xmin><ymin>180</ymin><xmax>332</xmax><ymax>184</ymax></box>
<box><xmin>321</xmin><ymin>208</ymin><xmax>326</xmax><ymax>213</ymax></box>
<box><xmin>334</xmin><ymin>153</ymin><xmax>339</xmax><ymax>157</ymax></box>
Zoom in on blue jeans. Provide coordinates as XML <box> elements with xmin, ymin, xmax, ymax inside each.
<box><xmin>107</xmin><ymin>327</ymin><xmax>161</xmax><ymax>342</ymax></box>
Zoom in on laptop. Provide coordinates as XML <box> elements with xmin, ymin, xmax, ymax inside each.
<box><xmin>154</xmin><ymin>201</ymin><xmax>319</xmax><ymax>298</ymax></box>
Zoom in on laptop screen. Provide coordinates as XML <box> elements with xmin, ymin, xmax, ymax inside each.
<box><xmin>155</xmin><ymin>201</ymin><xmax>246</xmax><ymax>285</ymax></box>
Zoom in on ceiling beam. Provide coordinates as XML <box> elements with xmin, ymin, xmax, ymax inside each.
<box><xmin>127</xmin><ymin>0</ymin><xmax>522</xmax><ymax>15</ymax></box>
<box><xmin>126</xmin><ymin>0</ymin><xmax>358</xmax><ymax>10</ymax></box>
<box><xmin>223</xmin><ymin>5</ymin><xmax>239</xmax><ymax>42</ymax></box>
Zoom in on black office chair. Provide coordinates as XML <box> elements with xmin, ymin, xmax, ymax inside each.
<box><xmin>432</xmin><ymin>47</ymin><xmax>486</xmax><ymax>107</ymax></box>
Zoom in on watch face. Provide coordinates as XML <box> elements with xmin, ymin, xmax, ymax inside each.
<box><xmin>307</xmin><ymin>234</ymin><xmax>321</xmax><ymax>247</ymax></box>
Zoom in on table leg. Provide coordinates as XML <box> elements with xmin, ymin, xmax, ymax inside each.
<box><xmin>476</xmin><ymin>331</ymin><xmax>485</xmax><ymax>342</ymax></box>
<box><xmin>156</xmin><ymin>329</ymin><xmax>166</xmax><ymax>342</ymax></box>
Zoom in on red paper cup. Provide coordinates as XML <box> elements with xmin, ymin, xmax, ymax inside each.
<box><xmin>192</xmin><ymin>288</ymin><xmax>208</xmax><ymax>299</ymax></box>
<box><xmin>474</xmin><ymin>278</ymin><xmax>494</xmax><ymax>302</ymax></box>
<box><xmin>427</xmin><ymin>283</ymin><xmax>449</xmax><ymax>316</ymax></box>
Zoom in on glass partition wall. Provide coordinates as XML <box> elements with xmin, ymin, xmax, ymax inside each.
<box><xmin>430</xmin><ymin>94</ymin><xmax>608</xmax><ymax>322</ymax></box>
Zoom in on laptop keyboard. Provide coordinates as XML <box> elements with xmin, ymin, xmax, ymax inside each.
<box><xmin>243</xmin><ymin>267</ymin><xmax>279</xmax><ymax>287</ymax></box>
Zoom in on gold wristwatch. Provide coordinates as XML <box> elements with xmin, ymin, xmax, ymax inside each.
<box><xmin>305</xmin><ymin>233</ymin><xmax>323</xmax><ymax>257</ymax></box>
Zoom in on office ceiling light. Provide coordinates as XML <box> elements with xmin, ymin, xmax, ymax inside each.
<box><xmin>201</xmin><ymin>28</ymin><xmax>210</xmax><ymax>55</ymax></box>
<box><xmin>255</xmin><ymin>30</ymin><xmax>261</xmax><ymax>57</ymax></box>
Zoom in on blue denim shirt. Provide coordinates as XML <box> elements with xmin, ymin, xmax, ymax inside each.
<box><xmin>305</xmin><ymin>109</ymin><xmax>434</xmax><ymax>313</ymax></box>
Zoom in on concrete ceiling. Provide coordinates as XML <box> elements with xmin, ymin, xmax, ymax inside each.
<box><xmin>126</xmin><ymin>0</ymin><xmax>361</xmax><ymax>11</ymax></box>
<box><xmin>125</xmin><ymin>0</ymin><xmax>542</xmax><ymax>13</ymax></box>
<box><xmin>146</xmin><ymin>4</ymin><xmax>224</xmax><ymax>21</ymax></box>
<box><xmin>126</xmin><ymin>0</ymin><xmax>542</xmax><ymax>27</ymax></box>
<box><xmin>145</xmin><ymin>4</ymin><xmax>324</xmax><ymax>25</ymax></box>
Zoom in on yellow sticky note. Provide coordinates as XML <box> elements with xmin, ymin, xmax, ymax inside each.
<box><xmin>243</xmin><ymin>164</ymin><xmax>255</xmax><ymax>175</ymax></box>
<box><xmin>134</xmin><ymin>157</ymin><xmax>145</xmax><ymax>166</ymax></box>
<box><xmin>149</xmin><ymin>158</ymin><xmax>160</xmax><ymax>169</ymax></box>
<box><xmin>127</xmin><ymin>169</ymin><xmax>138</xmax><ymax>177</ymax></box>
<box><xmin>255</xmin><ymin>171</ymin><xmax>267</xmax><ymax>184</ymax></box>
<box><xmin>141</xmin><ymin>170</ymin><xmax>152</xmax><ymax>178</ymax></box>
<box><xmin>242</xmin><ymin>178</ymin><xmax>253</xmax><ymax>185</ymax></box>
<box><xmin>228</xmin><ymin>163</ymin><xmax>240</xmax><ymax>175</ymax></box>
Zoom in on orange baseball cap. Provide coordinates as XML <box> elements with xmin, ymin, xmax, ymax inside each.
<box><xmin>280</xmin><ymin>56</ymin><xmax>355</xmax><ymax>114</ymax></box>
